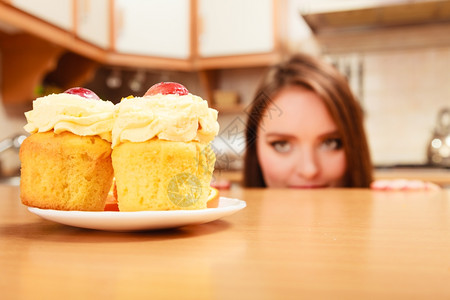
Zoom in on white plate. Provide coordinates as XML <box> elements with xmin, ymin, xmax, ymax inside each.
<box><xmin>27</xmin><ymin>197</ymin><xmax>246</xmax><ymax>232</ymax></box>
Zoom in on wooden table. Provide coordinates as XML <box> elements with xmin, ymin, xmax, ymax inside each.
<box><xmin>1</xmin><ymin>185</ymin><xmax>450</xmax><ymax>299</ymax></box>
<box><xmin>215</xmin><ymin>168</ymin><xmax>450</xmax><ymax>188</ymax></box>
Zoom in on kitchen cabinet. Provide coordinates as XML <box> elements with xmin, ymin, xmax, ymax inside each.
<box><xmin>10</xmin><ymin>0</ymin><xmax>73</xmax><ymax>31</ymax></box>
<box><xmin>0</xmin><ymin>33</ymin><xmax>65</xmax><ymax>104</ymax></box>
<box><xmin>7</xmin><ymin>0</ymin><xmax>110</xmax><ymax>50</ymax></box>
<box><xmin>76</xmin><ymin>0</ymin><xmax>110</xmax><ymax>49</ymax></box>
<box><xmin>1</xmin><ymin>0</ymin><xmax>284</xmax><ymax>69</ymax></box>
<box><xmin>0</xmin><ymin>0</ymin><xmax>287</xmax><ymax>104</ymax></box>
<box><xmin>195</xmin><ymin>0</ymin><xmax>280</xmax><ymax>106</ymax></box>
<box><xmin>113</xmin><ymin>0</ymin><xmax>279</xmax><ymax>62</ymax></box>
<box><xmin>197</xmin><ymin>0</ymin><xmax>274</xmax><ymax>57</ymax></box>
<box><xmin>113</xmin><ymin>0</ymin><xmax>191</xmax><ymax>59</ymax></box>
<box><xmin>0</xmin><ymin>1</ymin><xmax>104</xmax><ymax>103</ymax></box>
<box><xmin>196</xmin><ymin>0</ymin><xmax>281</xmax><ymax>70</ymax></box>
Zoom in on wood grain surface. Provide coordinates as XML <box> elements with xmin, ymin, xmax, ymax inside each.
<box><xmin>1</xmin><ymin>185</ymin><xmax>449</xmax><ymax>299</ymax></box>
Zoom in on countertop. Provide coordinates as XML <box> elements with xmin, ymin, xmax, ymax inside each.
<box><xmin>214</xmin><ymin>167</ymin><xmax>450</xmax><ymax>188</ymax></box>
<box><xmin>1</xmin><ymin>185</ymin><xmax>450</xmax><ymax>299</ymax></box>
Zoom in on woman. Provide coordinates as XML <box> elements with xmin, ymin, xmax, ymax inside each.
<box><xmin>243</xmin><ymin>53</ymin><xmax>438</xmax><ymax>190</ymax></box>
<box><xmin>244</xmin><ymin>53</ymin><xmax>372</xmax><ymax>188</ymax></box>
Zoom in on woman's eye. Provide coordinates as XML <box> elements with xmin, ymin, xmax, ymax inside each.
<box><xmin>270</xmin><ymin>141</ymin><xmax>292</xmax><ymax>153</ymax></box>
<box><xmin>320</xmin><ymin>138</ymin><xmax>343</xmax><ymax>151</ymax></box>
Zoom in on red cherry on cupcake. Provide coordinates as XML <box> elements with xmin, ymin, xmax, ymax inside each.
<box><xmin>144</xmin><ymin>82</ymin><xmax>189</xmax><ymax>96</ymax></box>
<box><xmin>64</xmin><ymin>87</ymin><xmax>100</xmax><ymax>100</ymax></box>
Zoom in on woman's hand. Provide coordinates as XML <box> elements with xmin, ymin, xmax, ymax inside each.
<box><xmin>370</xmin><ymin>179</ymin><xmax>441</xmax><ymax>191</ymax></box>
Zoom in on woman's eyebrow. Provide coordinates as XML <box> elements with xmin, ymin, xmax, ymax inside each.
<box><xmin>318</xmin><ymin>130</ymin><xmax>341</xmax><ymax>139</ymax></box>
<box><xmin>263</xmin><ymin>132</ymin><xmax>296</xmax><ymax>139</ymax></box>
<box><xmin>264</xmin><ymin>129</ymin><xmax>340</xmax><ymax>138</ymax></box>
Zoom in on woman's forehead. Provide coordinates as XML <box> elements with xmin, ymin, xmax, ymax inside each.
<box><xmin>261</xmin><ymin>86</ymin><xmax>338</xmax><ymax>134</ymax></box>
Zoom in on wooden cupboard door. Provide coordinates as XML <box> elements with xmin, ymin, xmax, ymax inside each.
<box><xmin>76</xmin><ymin>0</ymin><xmax>110</xmax><ymax>49</ymax></box>
<box><xmin>10</xmin><ymin>0</ymin><xmax>73</xmax><ymax>31</ymax></box>
<box><xmin>114</xmin><ymin>0</ymin><xmax>190</xmax><ymax>59</ymax></box>
<box><xmin>198</xmin><ymin>0</ymin><xmax>274</xmax><ymax>57</ymax></box>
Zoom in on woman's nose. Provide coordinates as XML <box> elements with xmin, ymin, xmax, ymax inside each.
<box><xmin>295</xmin><ymin>148</ymin><xmax>319</xmax><ymax>179</ymax></box>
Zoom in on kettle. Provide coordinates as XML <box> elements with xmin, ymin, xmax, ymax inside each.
<box><xmin>0</xmin><ymin>134</ymin><xmax>27</xmax><ymax>177</ymax></box>
<box><xmin>427</xmin><ymin>108</ymin><xmax>450</xmax><ymax>167</ymax></box>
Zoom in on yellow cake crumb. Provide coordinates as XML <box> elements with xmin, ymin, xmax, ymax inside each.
<box><xmin>112</xmin><ymin>139</ymin><xmax>215</xmax><ymax>211</ymax></box>
<box><xmin>20</xmin><ymin>131</ymin><xmax>114</xmax><ymax>211</ymax></box>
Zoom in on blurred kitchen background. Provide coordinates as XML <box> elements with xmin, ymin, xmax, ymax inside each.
<box><xmin>0</xmin><ymin>0</ymin><xmax>449</xmax><ymax>186</ymax></box>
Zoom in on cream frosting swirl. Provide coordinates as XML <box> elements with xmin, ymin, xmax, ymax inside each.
<box><xmin>24</xmin><ymin>93</ymin><xmax>115</xmax><ymax>142</ymax></box>
<box><xmin>112</xmin><ymin>93</ymin><xmax>219</xmax><ymax>147</ymax></box>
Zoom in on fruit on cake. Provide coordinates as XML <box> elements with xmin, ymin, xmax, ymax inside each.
<box><xmin>112</xmin><ymin>82</ymin><xmax>219</xmax><ymax>211</ymax></box>
<box><xmin>20</xmin><ymin>88</ymin><xmax>115</xmax><ymax>211</ymax></box>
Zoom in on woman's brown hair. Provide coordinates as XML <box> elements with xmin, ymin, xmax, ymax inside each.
<box><xmin>243</xmin><ymin>53</ymin><xmax>373</xmax><ymax>187</ymax></box>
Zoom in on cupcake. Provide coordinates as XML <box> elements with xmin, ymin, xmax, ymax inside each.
<box><xmin>20</xmin><ymin>88</ymin><xmax>115</xmax><ymax>211</ymax></box>
<box><xmin>112</xmin><ymin>82</ymin><xmax>219</xmax><ymax>211</ymax></box>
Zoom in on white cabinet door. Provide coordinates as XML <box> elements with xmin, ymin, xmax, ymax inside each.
<box><xmin>114</xmin><ymin>0</ymin><xmax>190</xmax><ymax>59</ymax></box>
<box><xmin>76</xmin><ymin>0</ymin><xmax>110</xmax><ymax>49</ymax></box>
<box><xmin>198</xmin><ymin>0</ymin><xmax>274</xmax><ymax>57</ymax></box>
<box><xmin>11</xmin><ymin>0</ymin><xmax>73</xmax><ymax>31</ymax></box>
